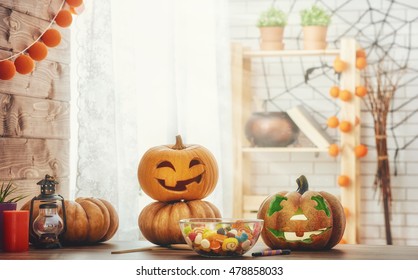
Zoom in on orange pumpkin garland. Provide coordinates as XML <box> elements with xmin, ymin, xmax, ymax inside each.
<box><xmin>356</xmin><ymin>49</ymin><xmax>366</xmax><ymax>58</ymax></box>
<box><xmin>333</xmin><ymin>56</ymin><xmax>347</xmax><ymax>73</ymax></box>
<box><xmin>66</xmin><ymin>0</ymin><xmax>83</xmax><ymax>7</ymax></box>
<box><xmin>55</xmin><ymin>10</ymin><xmax>73</xmax><ymax>28</ymax></box>
<box><xmin>28</xmin><ymin>42</ymin><xmax>48</xmax><ymax>61</ymax></box>
<box><xmin>339</xmin><ymin>90</ymin><xmax>352</xmax><ymax>102</ymax></box>
<box><xmin>339</xmin><ymin>121</ymin><xmax>352</xmax><ymax>133</ymax></box>
<box><xmin>329</xmin><ymin>86</ymin><xmax>340</xmax><ymax>98</ymax></box>
<box><xmin>0</xmin><ymin>60</ymin><xmax>16</xmax><ymax>80</ymax></box>
<box><xmin>355</xmin><ymin>86</ymin><xmax>367</xmax><ymax>97</ymax></box>
<box><xmin>14</xmin><ymin>54</ymin><xmax>35</xmax><ymax>74</ymax></box>
<box><xmin>356</xmin><ymin>57</ymin><xmax>367</xmax><ymax>70</ymax></box>
<box><xmin>42</xmin><ymin>29</ymin><xmax>62</xmax><ymax>48</ymax></box>
<box><xmin>328</xmin><ymin>144</ymin><xmax>340</xmax><ymax>157</ymax></box>
<box><xmin>0</xmin><ymin>2</ymin><xmax>82</xmax><ymax>81</ymax></box>
<box><xmin>327</xmin><ymin>116</ymin><xmax>339</xmax><ymax>128</ymax></box>
<box><xmin>338</xmin><ymin>175</ymin><xmax>350</xmax><ymax>187</ymax></box>
<box><xmin>355</xmin><ymin>144</ymin><xmax>368</xmax><ymax>158</ymax></box>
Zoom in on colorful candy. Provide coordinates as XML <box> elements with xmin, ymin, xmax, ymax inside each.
<box><xmin>222</xmin><ymin>238</ymin><xmax>238</xmax><ymax>251</ymax></box>
<box><xmin>181</xmin><ymin>220</ymin><xmax>261</xmax><ymax>257</ymax></box>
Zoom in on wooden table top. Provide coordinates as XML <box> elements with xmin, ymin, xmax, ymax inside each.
<box><xmin>1</xmin><ymin>241</ymin><xmax>418</xmax><ymax>260</ymax></box>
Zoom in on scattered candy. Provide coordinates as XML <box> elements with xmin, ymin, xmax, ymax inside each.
<box><xmin>181</xmin><ymin>220</ymin><xmax>261</xmax><ymax>257</ymax></box>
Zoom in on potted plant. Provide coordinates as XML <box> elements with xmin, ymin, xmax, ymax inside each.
<box><xmin>300</xmin><ymin>5</ymin><xmax>331</xmax><ymax>50</ymax></box>
<box><xmin>0</xmin><ymin>180</ymin><xmax>27</xmax><ymax>249</ymax></box>
<box><xmin>257</xmin><ymin>7</ymin><xmax>287</xmax><ymax>50</ymax></box>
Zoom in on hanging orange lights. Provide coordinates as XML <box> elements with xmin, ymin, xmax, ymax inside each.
<box><xmin>328</xmin><ymin>48</ymin><xmax>369</xmax><ymax>188</ymax></box>
<box><xmin>0</xmin><ymin>0</ymin><xmax>84</xmax><ymax>80</ymax></box>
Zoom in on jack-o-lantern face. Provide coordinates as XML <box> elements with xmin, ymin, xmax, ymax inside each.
<box><xmin>138</xmin><ymin>135</ymin><xmax>218</xmax><ymax>202</ymax></box>
<box><xmin>257</xmin><ymin>175</ymin><xmax>346</xmax><ymax>250</ymax></box>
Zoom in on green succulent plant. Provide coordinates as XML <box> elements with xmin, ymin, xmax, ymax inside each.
<box><xmin>300</xmin><ymin>5</ymin><xmax>331</xmax><ymax>27</ymax></box>
<box><xmin>0</xmin><ymin>180</ymin><xmax>27</xmax><ymax>203</ymax></box>
<box><xmin>257</xmin><ymin>7</ymin><xmax>287</xmax><ymax>27</ymax></box>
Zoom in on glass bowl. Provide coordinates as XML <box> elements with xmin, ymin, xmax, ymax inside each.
<box><xmin>179</xmin><ymin>218</ymin><xmax>263</xmax><ymax>258</ymax></box>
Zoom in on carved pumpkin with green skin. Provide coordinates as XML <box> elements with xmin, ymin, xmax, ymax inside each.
<box><xmin>257</xmin><ymin>175</ymin><xmax>345</xmax><ymax>250</ymax></box>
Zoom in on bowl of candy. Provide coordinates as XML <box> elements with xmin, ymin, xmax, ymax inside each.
<box><xmin>179</xmin><ymin>218</ymin><xmax>264</xmax><ymax>258</ymax></box>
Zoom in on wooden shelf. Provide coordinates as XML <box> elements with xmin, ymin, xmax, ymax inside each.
<box><xmin>231</xmin><ymin>38</ymin><xmax>361</xmax><ymax>245</ymax></box>
<box><xmin>241</xmin><ymin>147</ymin><xmax>327</xmax><ymax>153</ymax></box>
<box><xmin>243</xmin><ymin>49</ymin><xmax>340</xmax><ymax>58</ymax></box>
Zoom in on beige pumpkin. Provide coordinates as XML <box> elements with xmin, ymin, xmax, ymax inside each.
<box><xmin>21</xmin><ymin>197</ymin><xmax>119</xmax><ymax>245</ymax></box>
<box><xmin>138</xmin><ymin>200</ymin><xmax>221</xmax><ymax>246</ymax></box>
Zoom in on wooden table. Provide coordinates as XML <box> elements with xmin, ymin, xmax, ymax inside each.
<box><xmin>1</xmin><ymin>241</ymin><xmax>418</xmax><ymax>260</ymax></box>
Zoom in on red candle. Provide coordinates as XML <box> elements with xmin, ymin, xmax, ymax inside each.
<box><xmin>3</xmin><ymin>210</ymin><xmax>29</xmax><ymax>252</ymax></box>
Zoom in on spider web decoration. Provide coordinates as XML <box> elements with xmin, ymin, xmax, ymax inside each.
<box><xmin>261</xmin><ymin>0</ymin><xmax>418</xmax><ymax>244</ymax></box>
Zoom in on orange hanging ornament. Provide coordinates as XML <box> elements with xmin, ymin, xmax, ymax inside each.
<box><xmin>355</xmin><ymin>86</ymin><xmax>367</xmax><ymax>97</ymax></box>
<box><xmin>327</xmin><ymin>116</ymin><xmax>339</xmax><ymax>128</ymax></box>
<box><xmin>0</xmin><ymin>60</ymin><xmax>16</xmax><ymax>80</ymax></box>
<box><xmin>356</xmin><ymin>57</ymin><xmax>367</xmax><ymax>70</ymax></box>
<box><xmin>339</xmin><ymin>121</ymin><xmax>352</xmax><ymax>133</ymax></box>
<box><xmin>42</xmin><ymin>29</ymin><xmax>62</xmax><ymax>48</ymax></box>
<box><xmin>329</xmin><ymin>86</ymin><xmax>340</xmax><ymax>98</ymax></box>
<box><xmin>55</xmin><ymin>10</ymin><xmax>73</xmax><ymax>28</ymax></box>
<box><xmin>355</xmin><ymin>144</ymin><xmax>368</xmax><ymax>158</ymax></box>
<box><xmin>356</xmin><ymin>49</ymin><xmax>366</xmax><ymax>58</ymax></box>
<box><xmin>28</xmin><ymin>42</ymin><xmax>48</xmax><ymax>61</ymax></box>
<box><xmin>339</xmin><ymin>90</ymin><xmax>352</xmax><ymax>102</ymax></box>
<box><xmin>333</xmin><ymin>56</ymin><xmax>347</xmax><ymax>73</ymax></box>
<box><xmin>338</xmin><ymin>175</ymin><xmax>350</xmax><ymax>187</ymax></box>
<box><xmin>14</xmin><ymin>54</ymin><xmax>35</xmax><ymax>74</ymax></box>
<box><xmin>328</xmin><ymin>144</ymin><xmax>340</xmax><ymax>157</ymax></box>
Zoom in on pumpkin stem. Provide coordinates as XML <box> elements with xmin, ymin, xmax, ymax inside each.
<box><xmin>172</xmin><ymin>135</ymin><xmax>186</xmax><ymax>150</ymax></box>
<box><xmin>296</xmin><ymin>175</ymin><xmax>309</xmax><ymax>194</ymax></box>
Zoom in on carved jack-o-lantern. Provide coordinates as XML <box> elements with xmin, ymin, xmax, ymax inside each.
<box><xmin>138</xmin><ymin>135</ymin><xmax>218</xmax><ymax>202</ymax></box>
<box><xmin>257</xmin><ymin>175</ymin><xmax>345</xmax><ymax>250</ymax></box>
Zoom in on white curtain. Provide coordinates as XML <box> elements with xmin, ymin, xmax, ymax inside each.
<box><xmin>73</xmin><ymin>0</ymin><xmax>232</xmax><ymax>240</ymax></box>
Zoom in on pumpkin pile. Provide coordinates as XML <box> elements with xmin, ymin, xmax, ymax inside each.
<box><xmin>137</xmin><ymin>135</ymin><xmax>221</xmax><ymax>245</ymax></box>
<box><xmin>257</xmin><ymin>175</ymin><xmax>345</xmax><ymax>250</ymax></box>
<box><xmin>21</xmin><ymin>197</ymin><xmax>119</xmax><ymax>245</ymax></box>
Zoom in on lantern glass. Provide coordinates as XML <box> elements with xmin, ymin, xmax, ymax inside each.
<box><xmin>33</xmin><ymin>204</ymin><xmax>63</xmax><ymax>248</ymax></box>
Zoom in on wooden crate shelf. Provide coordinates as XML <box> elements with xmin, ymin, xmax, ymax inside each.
<box><xmin>231</xmin><ymin>38</ymin><xmax>361</xmax><ymax>244</ymax></box>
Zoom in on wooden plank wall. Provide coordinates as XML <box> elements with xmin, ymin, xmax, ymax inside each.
<box><xmin>0</xmin><ymin>0</ymin><xmax>70</xmax><ymax>208</ymax></box>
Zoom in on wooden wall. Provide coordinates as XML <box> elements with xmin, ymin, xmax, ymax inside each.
<box><xmin>0</xmin><ymin>0</ymin><xmax>70</xmax><ymax>208</ymax></box>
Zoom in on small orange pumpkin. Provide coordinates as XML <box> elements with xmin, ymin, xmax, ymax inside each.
<box><xmin>257</xmin><ymin>175</ymin><xmax>345</xmax><ymax>250</ymax></box>
<box><xmin>138</xmin><ymin>200</ymin><xmax>221</xmax><ymax>245</ymax></box>
<box><xmin>138</xmin><ymin>135</ymin><xmax>218</xmax><ymax>202</ymax></box>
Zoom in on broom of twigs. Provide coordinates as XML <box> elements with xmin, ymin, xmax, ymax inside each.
<box><xmin>363</xmin><ymin>60</ymin><xmax>406</xmax><ymax>245</ymax></box>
